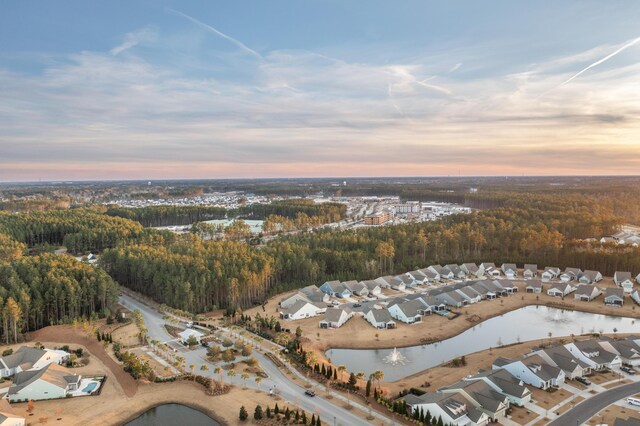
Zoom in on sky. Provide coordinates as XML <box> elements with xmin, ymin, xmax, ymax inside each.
<box><xmin>1</xmin><ymin>1</ymin><xmax>640</xmax><ymax>181</ymax></box>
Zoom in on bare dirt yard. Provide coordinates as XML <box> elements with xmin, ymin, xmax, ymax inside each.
<box><xmin>586</xmin><ymin>404</ymin><xmax>640</xmax><ymax>425</ymax></box>
<box><xmin>29</xmin><ymin>325</ymin><xmax>138</xmax><ymax>397</ymax></box>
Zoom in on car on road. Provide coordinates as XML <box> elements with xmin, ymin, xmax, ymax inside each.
<box><xmin>201</xmin><ymin>341</ymin><xmax>209</xmax><ymax>348</ymax></box>
<box><xmin>575</xmin><ymin>376</ymin><xmax>591</xmax><ymax>385</ymax></box>
<box><xmin>331</xmin><ymin>300</ymin><xmax>340</xmax><ymax>306</ymax></box>
<box><xmin>304</xmin><ymin>390</ymin><xmax>316</xmax><ymax>397</ymax></box>
<box><xmin>352</xmin><ymin>303</ymin><xmax>362</xmax><ymax>308</ymax></box>
<box><xmin>621</xmin><ymin>366</ymin><xmax>636</xmax><ymax>374</ymax></box>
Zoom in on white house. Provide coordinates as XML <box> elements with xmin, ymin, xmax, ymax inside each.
<box><xmin>319</xmin><ymin>308</ymin><xmax>352</xmax><ymax>329</ymax></box>
<box><xmin>387</xmin><ymin>299</ymin><xmax>426</xmax><ymax>324</ymax></box>
<box><xmin>614</xmin><ymin>272</ymin><xmax>635</xmax><ymax>293</ymax></box>
<box><xmin>574</xmin><ymin>285</ymin><xmax>602</xmax><ymax>302</ymax></box>
<box><xmin>598</xmin><ymin>338</ymin><xmax>640</xmax><ymax>367</ymax></box>
<box><xmin>0</xmin><ymin>347</ymin><xmax>70</xmax><ymax>378</ymax></box>
<box><xmin>445</xmin><ymin>264</ymin><xmax>467</xmax><ymax>280</ymax></box>
<box><xmin>604</xmin><ymin>288</ymin><xmax>625</xmax><ymax>307</ymax></box>
<box><xmin>493</xmin><ymin>355</ymin><xmax>565</xmax><ymax>390</ymax></box>
<box><xmin>319</xmin><ymin>280</ymin><xmax>351</xmax><ymax>298</ymax></box>
<box><xmin>401</xmin><ymin>393</ymin><xmax>490</xmax><ymax>426</ymax></box>
<box><xmin>565</xmin><ymin>340</ymin><xmax>621</xmax><ymax>371</ymax></box>
<box><xmin>342</xmin><ymin>281</ymin><xmax>369</xmax><ymax>297</ymax></box>
<box><xmin>541</xmin><ymin>267</ymin><xmax>561</xmax><ymax>282</ymax></box>
<box><xmin>464</xmin><ymin>369</ymin><xmax>532</xmax><ymax>407</ymax></box>
<box><xmin>560</xmin><ymin>267</ymin><xmax>582</xmax><ymax>282</ymax></box>
<box><xmin>482</xmin><ymin>263</ymin><xmax>501</xmax><ymax>277</ymax></box>
<box><xmin>501</xmin><ymin>264</ymin><xmax>518</xmax><ymax>279</ymax></box>
<box><xmin>579</xmin><ymin>270</ymin><xmax>603</xmax><ymax>284</ymax></box>
<box><xmin>279</xmin><ymin>300</ymin><xmax>326</xmax><ymax>320</ymax></box>
<box><xmin>374</xmin><ymin>276</ymin><xmax>400</xmax><ymax>290</ymax></box>
<box><xmin>547</xmin><ymin>282</ymin><xmax>575</xmax><ymax>297</ymax></box>
<box><xmin>439</xmin><ymin>380</ymin><xmax>510</xmax><ymax>422</ymax></box>
<box><xmin>525</xmin><ymin>280</ymin><xmax>542</xmax><ymax>293</ymax></box>
<box><xmin>523</xmin><ymin>264</ymin><xmax>538</xmax><ymax>278</ymax></box>
<box><xmin>462</xmin><ymin>263</ymin><xmax>485</xmax><ymax>278</ymax></box>
<box><xmin>7</xmin><ymin>364</ymin><xmax>81</xmax><ymax>403</ymax></box>
<box><xmin>362</xmin><ymin>280</ymin><xmax>382</xmax><ymax>296</ymax></box>
<box><xmin>533</xmin><ymin>345</ymin><xmax>591</xmax><ymax>379</ymax></box>
<box><xmin>631</xmin><ymin>289</ymin><xmax>640</xmax><ymax>305</ymax></box>
<box><xmin>637</xmin><ymin>272</ymin><xmax>640</xmax><ymax>284</ymax></box>
<box><xmin>179</xmin><ymin>328</ymin><xmax>205</xmax><ymax>345</ymax></box>
<box><xmin>363</xmin><ymin>308</ymin><xmax>396</xmax><ymax>329</ymax></box>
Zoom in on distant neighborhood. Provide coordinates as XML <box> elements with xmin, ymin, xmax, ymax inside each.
<box><xmin>278</xmin><ymin>263</ymin><xmax>640</xmax><ymax>331</ymax></box>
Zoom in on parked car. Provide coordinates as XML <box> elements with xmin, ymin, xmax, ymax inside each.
<box><xmin>185</xmin><ymin>321</ymin><xmax>194</xmax><ymax>328</ymax></box>
<box><xmin>621</xmin><ymin>366</ymin><xmax>636</xmax><ymax>375</ymax></box>
<box><xmin>575</xmin><ymin>376</ymin><xmax>591</xmax><ymax>385</ymax></box>
<box><xmin>331</xmin><ymin>300</ymin><xmax>340</xmax><ymax>306</ymax></box>
<box><xmin>352</xmin><ymin>303</ymin><xmax>362</xmax><ymax>308</ymax></box>
<box><xmin>201</xmin><ymin>341</ymin><xmax>209</xmax><ymax>348</ymax></box>
<box><xmin>304</xmin><ymin>390</ymin><xmax>316</xmax><ymax>397</ymax></box>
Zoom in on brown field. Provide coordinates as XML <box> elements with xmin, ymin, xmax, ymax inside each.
<box><xmin>586</xmin><ymin>404</ymin><xmax>640</xmax><ymax>425</ymax></box>
<box><xmin>509</xmin><ymin>405</ymin><xmax>539</xmax><ymax>425</ymax></box>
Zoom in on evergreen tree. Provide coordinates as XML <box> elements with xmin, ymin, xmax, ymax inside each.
<box><xmin>333</xmin><ymin>369</ymin><xmax>337</xmax><ymax>381</ymax></box>
<box><xmin>311</xmin><ymin>414</ymin><xmax>316</xmax><ymax>425</ymax></box>
<box><xmin>316</xmin><ymin>416</ymin><xmax>321</xmax><ymax>426</ymax></box>
<box><xmin>365</xmin><ymin>379</ymin><xmax>371</xmax><ymax>397</ymax></box>
<box><xmin>437</xmin><ymin>416</ymin><xmax>444</xmax><ymax>426</ymax></box>
<box><xmin>254</xmin><ymin>405</ymin><xmax>263</xmax><ymax>420</ymax></box>
<box><xmin>301</xmin><ymin>411</ymin><xmax>307</xmax><ymax>424</ymax></box>
<box><xmin>348</xmin><ymin>372</ymin><xmax>357</xmax><ymax>387</ymax></box>
<box><xmin>321</xmin><ymin>364</ymin><xmax>326</xmax><ymax>376</ymax></box>
<box><xmin>239</xmin><ymin>406</ymin><xmax>248</xmax><ymax>421</ymax></box>
<box><xmin>266</xmin><ymin>407</ymin><xmax>272</xmax><ymax>418</ymax></box>
<box><xmin>274</xmin><ymin>403</ymin><xmax>280</xmax><ymax>415</ymax></box>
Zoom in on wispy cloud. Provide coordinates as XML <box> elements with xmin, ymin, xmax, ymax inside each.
<box><xmin>110</xmin><ymin>27</ymin><xmax>157</xmax><ymax>56</ymax></box>
<box><xmin>559</xmin><ymin>36</ymin><xmax>640</xmax><ymax>86</ymax></box>
<box><xmin>166</xmin><ymin>8</ymin><xmax>263</xmax><ymax>60</ymax></box>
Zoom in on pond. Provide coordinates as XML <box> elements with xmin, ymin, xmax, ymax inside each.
<box><xmin>325</xmin><ymin>305</ymin><xmax>639</xmax><ymax>382</ymax></box>
<box><xmin>125</xmin><ymin>404</ymin><xmax>220</xmax><ymax>426</ymax></box>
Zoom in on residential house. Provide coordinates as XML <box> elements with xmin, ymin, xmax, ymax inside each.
<box><xmin>605</xmin><ymin>288</ymin><xmax>625</xmax><ymax>306</ymax></box>
<box><xmin>394</xmin><ymin>275</ymin><xmax>417</xmax><ymax>289</ymax></box>
<box><xmin>431</xmin><ymin>288</ymin><xmax>466</xmax><ymax>307</ymax></box>
<box><xmin>462</xmin><ymin>263</ymin><xmax>485</xmax><ymax>278</ymax></box>
<box><xmin>375</xmin><ymin>276</ymin><xmax>403</xmax><ymax>291</ymax></box>
<box><xmin>580</xmin><ymin>270</ymin><xmax>603</xmax><ymax>284</ymax></box>
<box><xmin>493</xmin><ymin>354</ymin><xmax>565</xmax><ymax>390</ymax></box>
<box><xmin>469</xmin><ymin>282</ymin><xmax>497</xmax><ymax>299</ymax></box>
<box><xmin>631</xmin><ymin>289</ymin><xmax>640</xmax><ymax>305</ymax></box>
<box><xmin>560</xmin><ymin>267</ymin><xmax>583</xmax><ymax>282</ymax></box>
<box><xmin>0</xmin><ymin>347</ymin><xmax>70</xmax><ymax>379</ymax></box>
<box><xmin>179</xmin><ymin>329</ymin><xmax>205</xmax><ymax>345</ymax></box>
<box><xmin>542</xmin><ymin>267</ymin><xmax>561</xmax><ymax>282</ymax></box>
<box><xmin>482</xmin><ymin>263</ymin><xmax>501</xmax><ymax>277</ymax></box>
<box><xmin>574</xmin><ymin>285</ymin><xmax>602</xmax><ymax>302</ymax></box>
<box><xmin>342</xmin><ymin>281</ymin><xmax>369</xmax><ymax>297</ymax></box>
<box><xmin>501</xmin><ymin>264</ymin><xmax>518</xmax><ymax>279</ymax></box>
<box><xmin>363</xmin><ymin>308</ymin><xmax>396</xmax><ymax>329</ymax></box>
<box><xmin>533</xmin><ymin>344</ymin><xmax>591</xmax><ymax>379</ymax></box>
<box><xmin>547</xmin><ymin>282</ymin><xmax>575</xmax><ymax>297</ymax></box>
<box><xmin>406</xmin><ymin>270</ymin><xmax>430</xmax><ymax>285</ymax></box>
<box><xmin>7</xmin><ymin>364</ymin><xmax>81</xmax><ymax>402</ymax></box>
<box><xmin>456</xmin><ymin>286</ymin><xmax>483</xmax><ymax>304</ymax></box>
<box><xmin>280</xmin><ymin>285</ymin><xmax>328</xmax><ymax>309</ymax></box>
<box><xmin>279</xmin><ymin>300</ymin><xmax>326</xmax><ymax>320</ymax></box>
<box><xmin>400</xmin><ymin>393</ymin><xmax>490</xmax><ymax>426</ymax></box>
<box><xmin>445</xmin><ymin>264</ymin><xmax>467</xmax><ymax>280</ymax></box>
<box><xmin>614</xmin><ymin>272</ymin><xmax>635</xmax><ymax>293</ymax></box>
<box><xmin>523</xmin><ymin>264</ymin><xmax>538</xmax><ymax>278</ymax></box>
<box><xmin>525</xmin><ymin>280</ymin><xmax>542</xmax><ymax>293</ymax></box>
<box><xmin>319</xmin><ymin>280</ymin><xmax>352</xmax><ymax>298</ymax></box>
<box><xmin>387</xmin><ymin>299</ymin><xmax>428</xmax><ymax>324</ymax></box>
<box><xmin>419</xmin><ymin>296</ymin><xmax>447</xmax><ymax>312</ymax></box>
<box><xmin>476</xmin><ymin>279</ymin><xmax>507</xmax><ymax>296</ymax></box>
<box><xmin>439</xmin><ymin>379</ymin><xmax>510</xmax><ymax>422</ymax></box>
<box><xmin>465</xmin><ymin>369</ymin><xmax>532</xmax><ymax>407</ymax></box>
<box><xmin>598</xmin><ymin>337</ymin><xmax>640</xmax><ymax>367</ymax></box>
<box><xmin>0</xmin><ymin>400</ymin><xmax>25</xmax><ymax>426</ymax></box>
<box><xmin>565</xmin><ymin>340</ymin><xmax>622</xmax><ymax>371</ymax></box>
<box><xmin>418</xmin><ymin>268</ymin><xmax>441</xmax><ymax>283</ymax></box>
<box><xmin>362</xmin><ymin>280</ymin><xmax>382</xmax><ymax>296</ymax></box>
<box><xmin>429</xmin><ymin>265</ymin><xmax>455</xmax><ymax>280</ymax></box>
<box><xmin>319</xmin><ymin>308</ymin><xmax>353</xmax><ymax>329</ymax></box>
<box><xmin>497</xmin><ymin>280</ymin><xmax>518</xmax><ymax>294</ymax></box>
<box><xmin>637</xmin><ymin>273</ymin><xmax>640</xmax><ymax>284</ymax></box>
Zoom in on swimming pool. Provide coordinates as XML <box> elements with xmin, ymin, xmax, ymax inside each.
<box><xmin>82</xmin><ymin>382</ymin><xmax>98</xmax><ymax>393</ymax></box>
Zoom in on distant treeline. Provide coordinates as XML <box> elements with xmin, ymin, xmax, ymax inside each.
<box><xmin>105</xmin><ymin>199</ymin><xmax>347</xmax><ymax>227</ymax></box>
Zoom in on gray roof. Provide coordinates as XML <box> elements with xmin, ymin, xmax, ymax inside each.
<box><xmin>367</xmin><ymin>308</ymin><xmax>394</xmax><ymax>323</ymax></box>
<box><xmin>525</xmin><ymin>280</ymin><xmax>542</xmax><ymax>289</ymax></box>
<box><xmin>440</xmin><ymin>380</ymin><xmax>507</xmax><ymax>413</ymax></box>
<box><xmin>471</xmin><ymin>369</ymin><xmax>531</xmax><ymax>399</ymax></box>
<box><xmin>362</xmin><ymin>280</ymin><xmax>380</xmax><ymax>290</ymax></box>
<box><xmin>393</xmin><ymin>299</ymin><xmax>426</xmax><ymax>317</ymax></box>
<box><xmin>0</xmin><ymin>346</ymin><xmax>47</xmax><ymax>370</ymax></box>
<box><xmin>614</xmin><ymin>418</ymin><xmax>640</xmax><ymax>426</ymax></box>
<box><xmin>8</xmin><ymin>363</ymin><xmax>80</xmax><ymax>396</ymax></box>
<box><xmin>605</xmin><ymin>287</ymin><xmax>625</xmax><ymax>300</ymax></box>
<box><xmin>539</xmin><ymin>345</ymin><xmax>590</xmax><ymax>374</ymax></box>
<box><xmin>575</xmin><ymin>284</ymin><xmax>601</xmax><ymax>297</ymax></box>
<box><xmin>322</xmin><ymin>308</ymin><xmax>347</xmax><ymax>323</ymax></box>
<box><xmin>524</xmin><ymin>264</ymin><xmax>538</xmax><ymax>273</ymax></box>
<box><xmin>502</xmin><ymin>263</ymin><xmax>517</xmax><ymax>273</ymax></box>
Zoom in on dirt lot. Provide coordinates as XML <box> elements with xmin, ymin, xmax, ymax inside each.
<box><xmin>509</xmin><ymin>405</ymin><xmax>539</xmax><ymax>425</ymax></box>
<box><xmin>243</xmin><ymin>278</ymin><xmax>640</xmax><ymax>354</ymax></box>
<box><xmin>29</xmin><ymin>325</ymin><xmax>138</xmax><ymax>397</ymax></box>
<box><xmin>586</xmin><ymin>404</ymin><xmax>640</xmax><ymax>425</ymax></box>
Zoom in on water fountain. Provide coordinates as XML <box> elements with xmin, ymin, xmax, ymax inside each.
<box><xmin>383</xmin><ymin>347</ymin><xmax>408</xmax><ymax>365</ymax></box>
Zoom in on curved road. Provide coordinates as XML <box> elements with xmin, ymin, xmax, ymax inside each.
<box><xmin>119</xmin><ymin>294</ymin><xmax>394</xmax><ymax>426</ymax></box>
<box><xmin>548</xmin><ymin>382</ymin><xmax>640</xmax><ymax>426</ymax></box>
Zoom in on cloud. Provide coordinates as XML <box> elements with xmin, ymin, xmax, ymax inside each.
<box><xmin>166</xmin><ymin>8</ymin><xmax>263</xmax><ymax>60</ymax></box>
<box><xmin>1</xmin><ymin>30</ymin><xmax>640</xmax><ymax>181</ymax></box>
<box><xmin>449</xmin><ymin>62</ymin><xmax>462</xmax><ymax>72</ymax></box>
<box><xmin>110</xmin><ymin>27</ymin><xmax>158</xmax><ymax>56</ymax></box>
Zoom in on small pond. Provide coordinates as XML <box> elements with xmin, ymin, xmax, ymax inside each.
<box><xmin>125</xmin><ymin>404</ymin><xmax>219</xmax><ymax>426</ymax></box>
<box><xmin>326</xmin><ymin>305</ymin><xmax>639</xmax><ymax>382</ymax></box>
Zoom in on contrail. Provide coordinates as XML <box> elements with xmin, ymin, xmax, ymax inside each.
<box><xmin>166</xmin><ymin>8</ymin><xmax>262</xmax><ymax>60</ymax></box>
<box><xmin>560</xmin><ymin>36</ymin><xmax>640</xmax><ymax>86</ymax></box>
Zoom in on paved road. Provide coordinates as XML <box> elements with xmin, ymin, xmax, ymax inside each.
<box><xmin>119</xmin><ymin>294</ymin><xmax>393</xmax><ymax>426</ymax></box>
<box><xmin>547</xmin><ymin>381</ymin><xmax>640</xmax><ymax>426</ymax></box>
